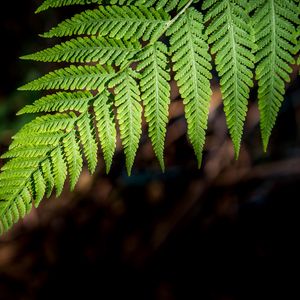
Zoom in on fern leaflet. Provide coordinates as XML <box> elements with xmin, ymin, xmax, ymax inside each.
<box><xmin>19</xmin><ymin>65</ymin><xmax>115</xmax><ymax>91</ymax></box>
<box><xmin>203</xmin><ymin>0</ymin><xmax>255</xmax><ymax>156</ymax></box>
<box><xmin>109</xmin><ymin>69</ymin><xmax>142</xmax><ymax>175</ymax></box>
<box><xmin>36</xmin><ymin>0</ymin><xmax>102</xmax><ymax>13</ymax></box>
<box><xmin>21</xmin><ymin>36</ymin><xmax>141</xmax><ymax>67</ymax></box>
<box><xmin>137</xmin><ymin>42</ymin><xmax>170</xmax><ymax>170</ymax></box>
<box><xmin>41</xmin><ymin>5</ymin><xmax>170</xmax><ymax>42</ymax></box>
<box><xmin>17</xmin><ymin>91</ymin><xmax>92</xmax><ymax>115</ymax></box>
<box><xmin>252</xmin><ymin>0</ymin><xmax>299</xmax><ymax>150</ymax></box>
<box><xmin>168</xmin><ymin>7</ymin><xmax>212</xmax><ymax>167</ymax></box>
<box><xmin>93</xmin><ymin>90</ymin><xmax>117</xmax><ymax>173</ymax></box>
<box><xmin>77</xmin><ymin>112</ymin><xmax>99</xmax><ymax>174</ymax></box>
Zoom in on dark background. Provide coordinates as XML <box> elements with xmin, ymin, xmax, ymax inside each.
<box><xmin>0</xmin><ymin>1</ymin><xmax>299</xmax><ymax>299</ymax></box>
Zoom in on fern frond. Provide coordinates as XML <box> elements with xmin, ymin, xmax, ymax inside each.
<box><xmin>1</xmin><ymin>158</ymin><xmax>41</xmax><ymax>171</ymax></box>
<box><xmin>36</xmin><ymin>0</ymin><xmax>102</xmax><ymax>13</ymax></box>
<box><xmin>12</xmin><ymin>113</ymin><xmax>77</xmax><ymax>135</ymax></box>
<box><xmin>17</xmin><ymin>91</ymin><xmax>92</xmax><ymax>115</ymax></box>
<box><xmin>18</xmin><ymin>65</ymin><xmax>115</xmax><ymax>91</ymax></box>
<box><xmin>77</xmin><ymin>112</ymin><xmax>99</xmax><ymax>174</ymax></box>
<box><xmin>137</xmin><ymin>42</ymin><xmax>170</xmax><ymax>170</ymax></box>
<box><xmin>0</xmin><ymin>186</ymin><xmax>32</xmax><ymax>234</ymax></box>
<box><xmin>93</xmin><ymin>90</ymin><xmax>116</xmax><ymax>173</ymax></box>
<box><xmin>32</xmin><ymin>169</ymin><xmax>46</xmax><ymax>206</ymax></box>
<box><xmin>63</xmin><ymin>130</ymin><xmax>83</xmax><ymax>190</ymax></box>
<box><xmin>0</xmin><ymin>112</ymin><xmax>81</xmax><ymax>233</ymax></box>
<box><xmin>168</xmin><ymin>7</ymin><xmax>212</xmax><ymax>167</ymax></box>
<box><xmin>203</xmin><ymin>0</ymin><xmax>255</xmax><ymax>156</ymax></box>
<box><xmin>10</xmin><ymin>132</ymin><xmax>65</xmax><ymax>150</ymax></box>
<box><xmin>41</xmin><ymin>5</ymin><xmax>170</xmax><ymax>42</ymax></box>
<box><xmin>123</xmin><ymin>0</ymin><xmax>198</xmax><ymax>11</ymax></box>
<box><xmin>1</xmin><ymin>145</ymin><xmax>54</xmax><ymax>159</ymax></box>
<box><xmin>41</xmin><ymin>159</ymin><xmax>55</xmax><ymax>197</ymax></box>
<box><xmin>3</xmin><ymin>0</ymin><xmax>298</xmax><ymax>235</ymax></box>
<box><xmin>51</xmin><ymin>146</ymin><xmax>68</xmax><ymax>196</ymax></box>
<box><xmin>109</xmin><ymin>69</ymin><xmax>142</xmax><ymax>175</ymax></box>
<box><xmin>37</xmin><ymin>0</ymin><xmax>196</xmax><ymax>13</ymax></box>
<box><xmin>252</xmin><ymin>0</ymin><xmax>299</xmax><ymax>150</ymax></box>
<box><xmin>21</xmin><ymin>36</ymin><xmax>141</xmax><ymax>67</ymax></box>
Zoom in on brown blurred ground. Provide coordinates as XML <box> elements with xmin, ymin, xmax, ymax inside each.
<box><xmin>0</xmin><ymin>1</ymin><xmax>300</xmax><ymax>300</ymax></box>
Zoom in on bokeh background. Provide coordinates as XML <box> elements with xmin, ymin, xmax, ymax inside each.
<box><xmin>0</xmin><ymin>1</ymin><xmax>299</xmax><ymax>299</ymax></box>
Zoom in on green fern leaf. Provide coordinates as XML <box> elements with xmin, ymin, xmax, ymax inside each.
<box><xmin>11</xmin><ymin>113</ymin><xmax>77</xmax><ymax>136</ymax></box>
<box><xmin>2</xmin><ymin>0</ymin><xmax>299</xmax><ymax>235</ymax></box>
<box><xmin>63</xmin><ymin>130</ymin><xmax>83</xmax><ymax>190</ymax></box>
<box><xmin>32</xmin><ymin>169</ymin><xmax>46</xmax><ymax>207</ymax></box>
<box><xmin>168</xmin><ymin>7</ymin><xmax>212</xmax><ymax>167</ymax></box>
<box><xmin>0</xmin><ymin>113</ymin><xmax>81</xmax><ymax>233</ymax></box>
<box><xmin>10</xmin><ymin>132</ymin><xmax>64</xmax><ymax>150</ymax></box>
<box><xmin>19</xmin><ymin>65</ymin><xmax>115</xmax><ymax>91</ymax></box>
<box><xmin>21</xmin><ymin>36</ymin><xmax>141</xmax><ymax>67</ymax></box>
<box><xmin>36</xmin><ymin>0</ymin><xmax>102</xmax><ymax>13</ymax></box>
<box><xmin>137</xmin><ymin>42</ymin><xmax>170</xmax><ymax>170</ymax></box>
<box><xmin>17</xmin><ymin>91</ymin><xmax>93</xmax><ymax>115</ymax></box>
<box><xmin>41</xmin><ymin>5</ymin><xmax>170</xmax><ymax>42</ymax></box>
<box><xmin>41</xmin><ymin>158</ymin><xmax>55</xmax><ymax>197</ymax></box>
<box><xmin>1</xmin><ymin>145</ymin><xmax>54</xmax><ymax>159</ymax></box>
<box><xmin>203</xmin><ymin>0</ymin><xmax>255</xmax><ymax>156</ymax></box>
<box><xmin>93</xmin><ymin>90</ymin><xmax>117</xmax><ymax>173</ymax></box>
<box><xmin>1</xmin><ymin>158</ymin><xmax>41</xmax><ymax>171</ymax></box>
<box><xmin>252</xmin><ymin>0</ymin><xmax>299</xmax><ymax>150</ymax></box>
<box><xmin>51</xmin><ymin>146</ymin><xmax>68</xmax><ymax>196</ymax></box>
<box><xmin>77</xmin><ymin>112</ymin><xmax>99</xmax><ymax>174</ymax></box>
<box><xmin>109</xmin><ymin>69</ymin><xmax>142</xmax><ymax>175</ymax></box>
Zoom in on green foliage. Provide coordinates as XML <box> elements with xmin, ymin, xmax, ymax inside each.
<box><xmin>21</xmin><ymin>36</ymin><xmax>141</xmax><ymax>66</ymax></box>
<box><xmin>19</xmin><ymin>64</ymin><xmax>115</xmax><ymax>91</ymax></box>
<box><xmin>0</xmin><ymin>0</ymin><xmax>299</xmax><ymax>234</ymax></box>
<box><xmin>253</xmin><ymin>0</ymin><xmax>299</xmax><ymax>150</ymax></box>
<box><xmin>167</xmin><ymin>7</ymin><xmax>212</xmax><ymax>167</ymax></box>
<box><xmin>17</xmin><ymin>91</ymin><xmax>92</xmax><ymax>114</ymax></box>
<box><xmin>137</xmin><ymin>42</ymin><xmax>170</xmax><ymax>170</ymax></box>
<box><xmin>35</xmin><ymin>0</ymin><xmax>102</xmax><ymax>13</ymax></box>
<box><xmin>77</xmin><ymin>111</ymin><xmax>98</xmax><ymax>173</ymax></box>
<box><xmin>109</xmin><ymin>69</ymin><xmax>142</xmax><ymax>174</ymax></box>
<box><xmin>93</xmin><ymin>90</ymin><xmax>116</xmax><ymax>173</ymax></box>
<box><xmin>41</xmin><ymin>5</ymin><xmax>170</xmax><ymax>42</ymax></box>
<box><xmin>203</xmin><ymin>0</ymin><xmax>255</xmax><ymax>155</ymax></box>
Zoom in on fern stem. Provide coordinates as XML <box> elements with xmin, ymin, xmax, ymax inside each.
<box><xmin>262</xmin><ymin>0</ymin><xmax>276</xmax><ymax>152</ymax></box>
<box><xmin>165</xmin><ymin>0</ymin><xmax>194</xmax><ymax>31</ymax></box>
<box><xmin>116</xmin><ymin>0</ymin><xmax>194</xmax><ymax>78</ymax></box>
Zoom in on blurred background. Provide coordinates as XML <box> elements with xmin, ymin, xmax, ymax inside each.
<box><xmin>0</xmin><ymin>1</ymin><xmax>299</xmax><ymax>299</ymax></box>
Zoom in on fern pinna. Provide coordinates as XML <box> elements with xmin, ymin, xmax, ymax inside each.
<box><xmin>0</xmin><ymin>0</ymin><xmax>299</xmax><ymax>234</ymax></box>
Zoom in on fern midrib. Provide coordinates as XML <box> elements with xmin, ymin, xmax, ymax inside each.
<box><xmin>52</xmin><ymin>14</ymin><xmax>169</xmax><ymax>35</ymax></box>
<box><xmin>264</xmin><ymin>0</ymin><xmax>277</xmax><ymax>143</ymax></box>
<box><xmin>100</xmin><ymin>102</ymin><xmax>114</xmax><ymax>151</ymax></box>
<box><xmin>43</xmin><ymin>69</ymin><xmax>109</xmax><ymax>82</ymax></box>
<box><xmin>153</xmin><ymin>45</ymin><xmax>162</xmax><ymax>153</ymax></box>
<box><xmin>165</xmin><ymin>0</ymin><xmax>194</xmax><ymax>31</ymax></box>
<box><xmin>125</xmin><ymin>80</ymin><xmax>135</xmax><ymax>167</ymax></box>
<box><xmin>112</xmin><ymin>0</ymin><xmax>194</xmax><ymax>83</ymax></box>
<box><xmin>47</xmin><ymin>44</ymin><xmax>138</xmax><ymax>57</ymax></box>
<box><xmin>82</xmin><ymin>113</ymin><xmax>96</xmax><ymax>164</ymax></box>
<box><xmin>186</xmin><ymin>11</ymin><xmax>202</xmax><ymax>133</ymax></box>
<box><xmin>227</xmin><ymin>0</ymin><xmax>239</xmax><ymax>149</ymax></box>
